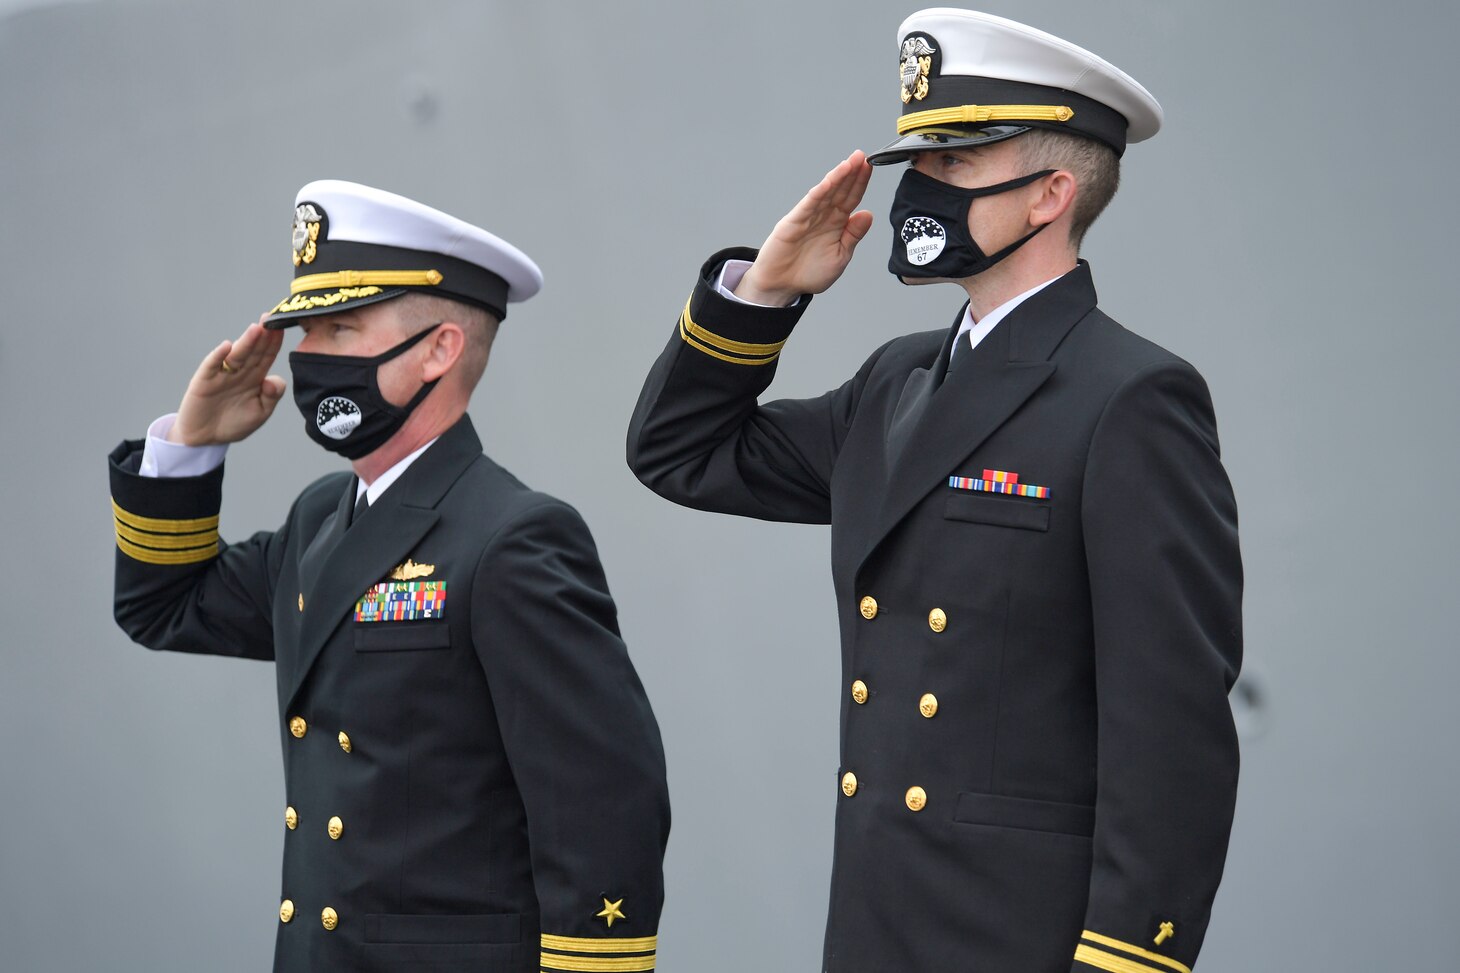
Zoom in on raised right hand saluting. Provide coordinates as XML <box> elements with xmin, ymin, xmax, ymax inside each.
<box><xmin>734</xmin><ymin>150</ymin><xmax>875</xmax><ymax>307</ymax></box>
<box><xmin>167</xmin><ymin>317</ymin><xmax>287</xmax><ymax>446</ymax></box>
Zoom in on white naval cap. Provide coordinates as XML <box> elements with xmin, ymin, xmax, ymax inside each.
<box><xmin>867</xmin><ymin>8</ymin><xmax>1164</xmax><ymax>164</ymax></box>
<box><xmin>266</xmin><ymin>179</ymin><xmax>543</xmax><ymax>326</ymax></box>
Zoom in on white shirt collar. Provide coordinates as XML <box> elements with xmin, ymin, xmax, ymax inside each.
<box><xmin>950</xmin><ymin>272</ymin><xmax>1067</xmax><ymax>360</ymax></box>
<box><xmin>355</xmin><ymin>437</ymin><xmax>439</xmax><ymax>506</ymax></box>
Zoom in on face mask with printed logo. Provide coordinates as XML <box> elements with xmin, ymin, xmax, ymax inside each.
<box><xmin>288</xmin><ymin>323</ymin><xmax>441</xmax><ymax>459</ymax></box>
<box><xmin>887</xmin><ymin>167</ymin><xmax>1054</xmax><ymax>282</ymax></box>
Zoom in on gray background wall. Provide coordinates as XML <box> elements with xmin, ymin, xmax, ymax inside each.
<box><xmin>1</xmin><ymin>0</ymin><xmax>1455</xmax><ymax>970</ymax></box>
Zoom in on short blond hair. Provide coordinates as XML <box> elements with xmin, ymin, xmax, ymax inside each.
<box><xmin>395</xmin><ymin>293</ymin><xmax>501</xmax><ymax>391</ymax></box>
<box><xmin>1017</xmin><ymin>130</ymin><xmax>1120</xmax><ymax>249</ymax></box>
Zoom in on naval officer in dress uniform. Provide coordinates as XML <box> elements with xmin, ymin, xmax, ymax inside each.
<box><xmin>110</xmin><ymin>180</ymin><xmax>669</xmax><ymax>973</ymax></box>
<box><xmin>628</xmin><ymin>9</ymin><xmax>1241</xmax><ymax>972</ymax></box>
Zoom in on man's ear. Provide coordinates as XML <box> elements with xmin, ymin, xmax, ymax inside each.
<box><xmin>421</xmin><ymin>322</ymin><xmax>466</xmax><ymax>381</ymax></box>
<box><xmin>1030</xmin><ymin>170</ymin><xmax>1077</xmax><ymax>228</ymax></box>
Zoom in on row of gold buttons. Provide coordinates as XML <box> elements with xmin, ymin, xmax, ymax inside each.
<box><xmin>287</xmin><ymin>716</ymin><xmax>354</xmax><ymax>753</ymax></box>
<box><xmin>282</xmin><ymin>717</ymin><xmax>352</xmax><ymax>926</ymax></box>
<box><xmin>849</xmin><ymin>599</ymin><xmax>939</xmax><ymax>812</ymax></box>
<box><xmin>285</xmin><ymin>718</ymin><xmax>351</xmax><ymax>837</ymax></box>
<box><xmin>849</xmin><ymin>681</ymin><xmax>939</xmax><ymax>718</ymax></box>
<box><xmin>279</xmin><ymin>900</ymin><xmax>338</xmax><ymax>930</ymax></box>
<box><xmin>283</xmin><ymin>807</ymin><xmax>345</xmax><ymax>839</ymax></box>
<box><xmin>858</xmin><ymin>596</ymin><xmax>947</xmax><ymax>633</ymax></box>
<box><xmin>840</xmin><ymin>773</ymin><xmax>928</xmax><ymax>812</ymax></box>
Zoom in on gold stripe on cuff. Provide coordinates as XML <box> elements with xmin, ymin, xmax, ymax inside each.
<box><xmin>540</xmin><ymin>934</ymin><xmax>658</xmax><ymax>954</ymax></box>
<box><xmin>1081</xmin><ymin>931</ymin><xmax>1192</xmax><ymax>973</ymax></box>
<box><xmin>111</xmin><ymin>499</ymin><xmax>219</xmax><ymax>534</ymax></box>
<box><xmin>681</xmin><ymin>299</ymin><xmax>788</xmax><ymax>357</ymax></box>
<box><xmin>114</xmin><ymin>519</ymin><xmax>218</xmax><ymax>550</ymax></box>
<box><xmin>538</xmin><ymin>952</ymin><xmax>656</xmax><ymax>972</ymax></box>
<box><xmin>116</xmin><ymin>533</ymin><xmax>218</xmax><ymax>565</ymax></box>
<box><xmin>679</xmin><ymin>318</ymin><xmax>780</xmax><ymax>365</ymax></box>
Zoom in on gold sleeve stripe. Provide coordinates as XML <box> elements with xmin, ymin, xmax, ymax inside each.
<box><xmin>111</xmin><ymin>500</ymin><xmax>220</xmax><ymax>534</ymax></box>
<box><xmin>897</xmin><ymin>103</ymin><xmax>1075</xmax><ymax>134</ymax></box>
<box><xmin>1080</xmin><ymin>932</ymin><xmax>1191</xmax><ymax>973</ymax></box>
<box><xmin>679</xmin><ymin>321</ymin><xmax>779</xmax><ymax>366</ymax></box>
<box><xmin>541</xmin><ymin>934</ymin><xmax>657</xmax><ymax>953</ymax></box>
<box><xmin>116</xmin><ymin>533</ymin><xmax>219</xmax><ymax>565</ymax></box>
<box><xmin>291</xmin><ymin>269</ymin><xmax>443</xmax><ymax>293</ymax></box>
<box><xmin>1080</xmin><ymin>929</ymin><xmax>1191</xmax><ymax>970</ymax></box>
<box><xmin>539</xmin><ymin>953</ymin><xmax>655</xmax><ymax>972</ymax></box>
<box><xmin>114</xmin><ymin>520</ymin><xmax>217</xmax><ymax>550</ymax></box>
<box><xmin>1075</xmin><ymin>945</ymin><xmax>1165</xmax><ymax>973</ymax></box>
<box><xmin>681</xmin><ymin>299</ymin><xmax>788</xmax><ymax>356</ymax></box>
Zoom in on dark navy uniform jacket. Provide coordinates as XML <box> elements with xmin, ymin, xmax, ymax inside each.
<box><xmin>111</xmin><ymin>415</ymin><xmax>668</xmax><ymax>973</ymax></box>
<box><xmin>627</xmin><ymin>250</ymin><xmax>1241</xmax><ymax>973</ymax></box>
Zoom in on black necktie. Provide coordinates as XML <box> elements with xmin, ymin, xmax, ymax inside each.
<box><xmin>351</xmin><ymin>491</ymin><xmax>369</xmax><ymax>528</ymax></box>
<box><xmin>945</xmin><ymin>331</ymin><xmax>971</xmax><ymax>378</ymax></box>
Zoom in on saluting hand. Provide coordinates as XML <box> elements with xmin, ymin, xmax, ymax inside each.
<box><xmin>168</xmin><ymin>317</ymin><xmax>288</xmax><ymax>446</ymax></box>
<box><xmin>735</xmin><ymin>150</ymin><xmax>876</xmax><ymax>306</ymax></box>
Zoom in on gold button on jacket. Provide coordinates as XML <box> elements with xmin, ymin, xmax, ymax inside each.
<box><xmin>327</xmin><ymin>816</ymin><xmax>344</xmax><ymax>840</ymax></box>
<box><xmin>905</xmin><ymin>786</ymin><xmax>927</xmax><ymax>812</ymax></box>
<box><xmin>859</xmin><ymin>595</ymin><xmax>879</xmax><ymax>619</ymax></box>
<box><xmin>337</xmin><ymin>731</ymin><xmax>352</xmax><ymax>753</ymax></box>
<box><xmin>851</xmin><ymin>680</ymin><xmax>869</xmax><ymax>704</ymax></box>
<box><xmin>919</xmin><ymin>693</ymin><xmax>939</xmax><ymax>718</ymax></box>
<box><xmin>928</xmin><ymin>608</ymin><xmax>947</xmax><ymax>633</ymax></box>
<box><xmin>288</xmin><ymin>716</ymin><xmax>307</xmax><ymax>738</ymax></box>
<box><xmin>284</xmin><ymin>806</ymin><xmax>298</xmax><ymax>830</ymax></box>
<box><xmin>321</xmin><ymin>907</ymin><xmax>338</xmax><ymax>931</ymax></box>
<box><xmin>841</xmin><ymin>771</ymin><xmax>859</xmax><ymax>797</ymax></box>
<box><xmin>279</xmin><ymin>899</ymin><xmax>294</xmax><ymax>924</ymax></box>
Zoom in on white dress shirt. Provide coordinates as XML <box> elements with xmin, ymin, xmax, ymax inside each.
<box><xmin>139</xmin><ymin>413</ymin><xmax>437</xmax><ymax>507</ymax></box>
<box><xmin>714</xmin><ymin>258</ymin><xmax>1066</xmax><ymax>359</ymax></box>
<box><xmin>948</xmin><ymin>274</ymin><xmax>1064</xmax><ymax>361</ymax></box>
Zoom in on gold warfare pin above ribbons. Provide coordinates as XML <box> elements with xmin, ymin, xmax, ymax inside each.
<box><xmin>390</xmin><ymin>559</ymin><xmax>435</xmax><ymax>581</ymax></box>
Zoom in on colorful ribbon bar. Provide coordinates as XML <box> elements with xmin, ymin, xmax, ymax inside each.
<box><xmin>949</xmin><ymin>475</ymin><xmax>1049</xmax><ymax>499</ymax></box>
<box><xmin>354</xmin><ymin>580</ymin><xmax>447</xmax><ymax>622</ymax></box>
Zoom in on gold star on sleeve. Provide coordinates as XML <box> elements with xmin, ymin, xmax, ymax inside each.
<box><xmin>596</xmin><ymin>897</ymin><xmax>627</xmax><ymax>928</ymax></box>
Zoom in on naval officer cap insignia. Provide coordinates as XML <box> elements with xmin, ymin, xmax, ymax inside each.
<box><xmin>265</xmin><ymin>180</ymin><xmax>543</xmax><ymax>326</ymax></box>
<box><xmin>867</xmin><ymin>8</ymin><xmax>1163</xmax><ymax>165</ymax></box>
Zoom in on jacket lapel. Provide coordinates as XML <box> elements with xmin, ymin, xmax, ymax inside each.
<box><xmin>833</xmin><ymin>307</ymin><xmax>965</xmax><ymax>579</ymax></box>
<box><xmin>282</xmin><ymin>416</ymin><xmax>483</xmax><ymax>708</ymax></box>
<box><xmin>884</xmin><ymin>306</ymin><xmax>964</xmax><ymax>472</ymax></box>
<box><xmin>854</xmin><ymin>264</ymin><xmax>1098</xmax><ymax>574</ymax></box>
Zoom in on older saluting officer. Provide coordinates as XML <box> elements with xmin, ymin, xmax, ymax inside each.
<box><xmin>110</xmin><ymin>181</ymin><xmax>669</xmax><ymax>973</ymax></box>
<box><xmin>628</xmin><ymin>8</ymin><xmax>1240</xmax><ymax>973</ymax></box>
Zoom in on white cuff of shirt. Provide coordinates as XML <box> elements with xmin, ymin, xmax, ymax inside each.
<box><xmin>712</xmin><ymin>259</ymin><xmax>802</xmax><ymax>308</ymax></box>
<box><xmin>139</xmin><ymin>414</ymin><xmax>228</xmax><ymax>478</ymax></box>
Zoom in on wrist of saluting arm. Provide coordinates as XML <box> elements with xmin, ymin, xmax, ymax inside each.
<box><xmin>714</xmin><ymin>259</ymin><xmax>803</xmax><ymax>308</ymax></box>
<box><xmin>139</xmin><ymin>413</ymin><xmax>228</xmax><ymax>479</ymax></box>
<box><xmin>674</xmin><ymin>248</ymin><xmax>810</xmax><ymax>369</ymax></box>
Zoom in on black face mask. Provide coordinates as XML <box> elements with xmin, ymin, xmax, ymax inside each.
<box><xmin>887</xmin><ymin>167</ymin><xmax>1055</xmax><ymax>282</ymax></box>
<box><xmin>289</xmin><ymin>323</ymin><xmax>442</xmax><ymax>459</ymax></box>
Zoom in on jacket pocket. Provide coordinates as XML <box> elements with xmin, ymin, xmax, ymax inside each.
<box><xmin>944</xmin><ymin>492</ymin><xmax>1050</xmax><ymax>532</ymax></box>
<box><xmin>953</xmin><ymin>791</ymin><xmax>1095</xmax><ymax>837</ymax></box>
<box><xmin>354</xmin><ymin>621</ymin><xmax>451</xmax><ymax>652</ymax></box>
<box><xmin>363</xmin><ymin>911</ymin><xmax>521</xmax><ymax>945</ymax></box>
